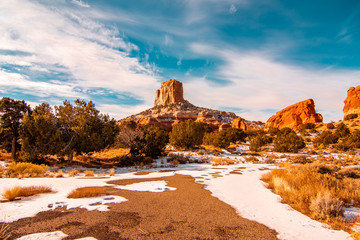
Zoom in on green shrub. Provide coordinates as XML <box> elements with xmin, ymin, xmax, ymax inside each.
<box><xmin>273</xmin><ymin>128</ymin><xmax>305</xmax><ymax>153</ymax></box>
<box><xmin>313</xmin><ymin>131</ymin><xmax>339</xmax><ymax>148</ymax></box>
<box><xmin>203</xmin><ymin>128</ymin><xmax>246</xmax><ymax>149</ymax></box>
<box><xmin>336</xmin><ymin>130</ymin><xmax>360</xmax><ymax>151</ymax></box>
<box><xmin>334</xmin><ymin>123</ymin><xmax>350</xmax><ymax>138</ymax></box>
<box><xmin>249</xmin><ymin>132</ymin><xmax>272</xmax><ymax>152</ymax></box>
<box><xmin>327</xmin><ymin>123</ymin><xmax>335</xmax><ymax>129</ymax></box>
<box><xmin>170</xmin><ymin>120</ymin><xmax>207</xmax><ymax>149</ymax></box>
<box><xmin>299</xmin><ymin>123</ymin><xmax>316</xmax><ymax>132</ymax></box>
<box><xmin>344</xmin><ymin>113</ymin><xmax>358</xmax><ymax>121</ymax></box>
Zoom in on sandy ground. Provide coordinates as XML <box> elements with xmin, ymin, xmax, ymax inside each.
<box><xmin>5</xmin><ymin>174</ymin><xmax>278</xmax><ymax>240</ymax></box>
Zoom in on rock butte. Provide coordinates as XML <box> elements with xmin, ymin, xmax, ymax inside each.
<box><xmin>122</xmin><ymin>79</ymin><xmax>263</xmax><ymax>131</ymax></box>
<box><xmin>265</xmin><ymin>99</ymin><xmax>323</xmax><ymax>129</ymax></box>
<box><xmin>343</xmin><ymin>86</ymin><xmax>360</xmax><ymax>120</ymax></box>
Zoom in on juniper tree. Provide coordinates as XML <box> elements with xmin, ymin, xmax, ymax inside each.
<box><xmin>0</xmin><ymin>97</ymin><xmax>31</xmax><ymax>159</ymax></box>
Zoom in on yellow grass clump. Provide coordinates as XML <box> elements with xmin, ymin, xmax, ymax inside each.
<box><xmin>67</xmin><ymin>187</ymin><xmax>106</xmax><ymax>198</ymax></box>
<box><xmin>261</xmin><ymin>163</ymin><xmax>360</xmax><ymax>231</ymax></box>
<box><xmin>55</xmin><ymin>170</ymin><xmax>64</xmax><ymax>178</ymax></box>
<box><xmin>109</xmin><ymin>168</ymin><xmax>115</xmax><ymax>176</ymax></box>
<box><xmin>67</xmin><ymin>169</ymin><xmax>80</xmax><ymax>177</ymax></box>
<box><xmin>84</xmin><ymin>170</ymin><xmax>94</xmax><ymax>177</ymax></box>
<box><xmin>211</xmin><ymin>158</ymin><xmax>236</xmax><ymax>166</ymax></box>
<box><xmin>2</xmin><ymin>185</ymin><xmax>53</xmax><ymax>201</ymax></box>
<box><xmin>5</xmin><ymin>162</ymin><xmax>48</xmax><ymax>178</ymax></box>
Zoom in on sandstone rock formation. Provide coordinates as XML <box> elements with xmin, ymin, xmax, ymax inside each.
<box><xmin>265</xmin><ymin>99</ymin><xmax>323</xmax><ymax>129</ymax></box>
<box><xmin>343</xmin><ymin>86</ymin><xmax>360</xmax><ymax>119</ymax></box>
<box><xmin>232</xmin><ymin>117</ymin><xmax>263</xmax><ymax>131</ymax></box>
<box><xmin>154</xmin><ymin>79</ymin><xmax>185</xmax><ymax>107</ymax></box>
<box><xmin>121</xmin><ymin>79</ymin><xmax>258</xmax><ymax>131</ymax></box>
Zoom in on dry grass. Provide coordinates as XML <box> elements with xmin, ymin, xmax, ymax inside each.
<box><xmin>91</xmin><ymin>148</ymin><xmax>130</xmax><ymax>159</ymax></box>
<box><xmin>211</xmin><ymin>158</ymin><xmax>237</xmax><ymax>166</ymax></box>
<box><xmin>55</xmin><ymin>170</ymin><xmax>64</xmax><ymax>178</ymax></box>
<box><xmin>67</xmin><ymin>187</ymin><xmax>107</xmax><ymax>198</ymax></box>
<box><xmin>5</xmin><ymin>162</ymin><xmax>48</xmax><ymax>178</ymax></box>
<box><xmin>84</xmin><ymin>170</ymin><xmax>94</xmax><ymax>177</ymax></box>
<box><xmin>0</xmin><ymin>152</ymin><xmax>11</xmax><ymax>161</ymax></box>
<box><xmin>2</xmin><ymin>185</ymin><xmax>53</xmax><ymax>201</ymax></box>
<box><xmin>261</xmin><ymin>163</ymin><xmax>360</xmax><ymax>231</ymax></box>
<box><xmin>109</xmin><ymin>168</ymin><xmax>115</xmax><ymax>176</ymax></box>
<box><xmin>67</xmin><ymin>169</ymin><xmax>80</xmax><ymax>177</ymax></box>
<box><xmin>0</xmin><ymin>223</ymin><xmax>11</xmax><ymax>240</ymax></box>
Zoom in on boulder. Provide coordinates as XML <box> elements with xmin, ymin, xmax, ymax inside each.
<box><xmin>343</xmin><ymin>86</ymin><xmax>360</xmax><ymax>119</ymax></box>
<box><xmin>265</xmin><ymin>99</ymin><xmax>323</xmax><ymax>129</ymax></box>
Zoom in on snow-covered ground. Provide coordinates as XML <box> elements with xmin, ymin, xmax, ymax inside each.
<box><xmin>0</xmin><ymin>154</ymin><xmax>354</xmax><ymax>240</ymax></box>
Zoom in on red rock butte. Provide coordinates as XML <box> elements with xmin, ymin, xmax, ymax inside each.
<box><xmin>154</xmin><ymin>79</ymin><xmax>185</xmax><ymax>107</ymax></box>
<box><xmin>121</xmin><ymin>79</ymin><xmax>263</xmax><ymax>131</ymax></box>
<box><xmin>343</xmin><ymin>86</ymin><xmax>360</xmax><ymax>120</ymax></box>
<box><xmin>265</xmin><ymin>99</ymin><xmax>323</xmax><ymax>129</ymax></box>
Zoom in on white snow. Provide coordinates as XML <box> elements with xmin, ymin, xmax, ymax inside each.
<box><xmin>116</xmin><ymin>180</ymin><xmax>176</xmax><ymax>192</ymax></box>
<box><xmin>15</xmin><ymin>230</ymin><xmax>97</xmax><ymax>240</ymax></box>
<box><xmin>15</xmin><ymin>231</ymin><xmax>68</xmax><ymax>240</ymax></box>
<box><xmin>0</xmin><ymin>153</ymin><xmax>355</xmax><ymax>240</ymax></box>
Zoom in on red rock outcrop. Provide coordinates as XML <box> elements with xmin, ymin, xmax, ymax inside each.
<box><xmin>232</xmin><ymin>117</ymin><xmax>264</xmax><ymax>131</ymax></box>
<box><xmin>343</xmin><ymin>86</ymin><xmax>360</xmax><ymax>119</ymax></box>
<box><xmin>154</xmin><ymin>79</ymin><xmax>185</xmax><ymax>107</ymax></box>
<box><xmin>265</xmin><ymin>99</ymin><xmax>323</xmax><ymax>129</ymax></box>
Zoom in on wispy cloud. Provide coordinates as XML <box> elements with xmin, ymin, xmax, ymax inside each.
<box><xmin>71</xmin><ymin>0</ymin><xmax>90</xmax><ymax>8</ymax></box>
<box><xmin>187</xmin><ymin>43</ymin><xmax>360</xmax><ymax>122</ymax></box>
<box><xmin>0</xmin><ymin>0</ymin><xmax>159</xmax><ymax>118</ymax></box>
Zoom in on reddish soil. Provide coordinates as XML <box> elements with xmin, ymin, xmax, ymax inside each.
<box><xmin>5</xmin><ymin>174</ymin><xmax>278</xmax><ymax>240</ymax></box>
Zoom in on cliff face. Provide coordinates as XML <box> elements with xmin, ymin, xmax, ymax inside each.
<box><xmin>265</xmin><ymin>99</ymin><xmax>323</xmax><ymax>129</ymax></box>
<box><xmin>343</xmin><ymin>86</ymin><xmax>360</xmax><ymax>119</ymax></box>
<box><xmin>154</xmin><ymin>79</ymin><xmax>185</xmax><ymax>107</ymax></box>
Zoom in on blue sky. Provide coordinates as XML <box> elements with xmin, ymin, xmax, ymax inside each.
<box><xmin>0</xmin><ymin>0</ymin><xmax>359</xmax><ymax>122</ymax></box>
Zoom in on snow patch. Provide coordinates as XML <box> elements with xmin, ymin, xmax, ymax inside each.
<box><xmin>16</xmin><ymin>231</ymin><xmax>68</xmax><ymax>240</ymax></box>
<box><xmin>116</xmin><ymin>180</ymin><xmax>176</xmax><ymax>192</ymax></box>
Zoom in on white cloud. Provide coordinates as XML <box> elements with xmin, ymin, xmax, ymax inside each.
<box><xmin>0</xmin><ymin>0</ymin><xmax>160</xmax><ymax>118</ymax></box>
<box><xmin>0</xmin><ymin>69</ymin><xmax>81</xmax><ymax>98</ymax></box>
<box><xmin>188</xmin><ymin>43</ymin><xmax>360</xmax><ymax>122</ymax></box>
<box><xmin>71</xmin><ymin>0</ymin><xmax>90</xmax><ymax>8</ymax></box>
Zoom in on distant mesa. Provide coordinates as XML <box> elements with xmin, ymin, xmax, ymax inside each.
<box><xmin>343</xmin><ymin>86</ymin><xmax>360</xmax><ymax>120</ymax></box>
<box><xmin>123</xmin><ymin>79</ymin><xmax>262</xmax><ymax>131</ymax></box>
<box><xmin>265</xmin><ymin>99</ymin><xmax>323</xmax><ymax>129</ymax></box>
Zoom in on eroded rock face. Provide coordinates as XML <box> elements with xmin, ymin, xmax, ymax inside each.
<box><xmin>343</xmin><ymin>86</ymin><xmax>360</xmax><ymax>119</ymax></box>
<box><xmin>154</xmin><ymin>79</ymin><xmax>185</xmax><ymax>107</ymax></box>
<box><xmin>265</xmin><ymin>99</ymin><xmax>323</xmax><ymax>129</ymax></box>
<box><xmin>232</xmin><ymin>117</ymin><xmax>264</xmax><ymax>131</ymax></box>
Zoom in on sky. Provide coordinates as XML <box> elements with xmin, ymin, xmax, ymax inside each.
<box><xmin>0</xmin><ymin>0</ymin><xmax>359</xmax><ymax>122</ymax></box>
